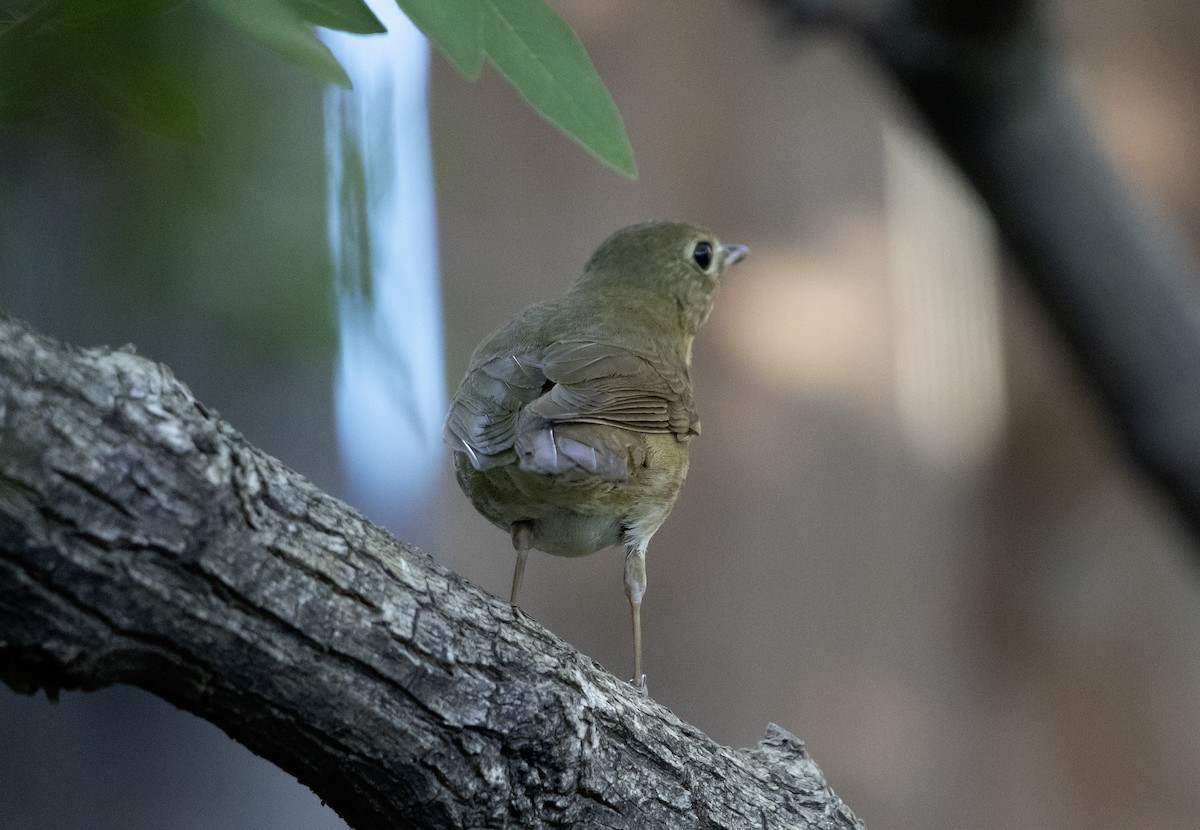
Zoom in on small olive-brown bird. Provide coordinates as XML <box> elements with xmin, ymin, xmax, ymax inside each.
<box><xmin>445</xmin><ymin>221</ymin><xmax>747</xmax><ymax>689</ymax></box>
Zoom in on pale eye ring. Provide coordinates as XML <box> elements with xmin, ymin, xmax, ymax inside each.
<box><xmin>692</xmin><ymin>240</ymin><xmax>713</xmax><ymax>271</ymax></box>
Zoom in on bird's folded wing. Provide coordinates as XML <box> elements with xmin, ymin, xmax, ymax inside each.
<box><xmin>444</xmin><ymin>353</ymin><xmax>547</xmax><ymax>470</ymax></box>
<box><xmin>517</xmin><ymin>422</ymin><xmax>640</xmax><ymax>480</ymax></box>
<box><xmin>445</xmin><ymin>340</ymin><xmax>697</xmax><ymax>479</ymax></box>
<box><xmin>530</xmin><ymin>340</ymin><xmax>697</xmax><ymax>438</ymax></box>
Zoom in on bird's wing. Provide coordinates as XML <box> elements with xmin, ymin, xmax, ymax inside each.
<box><xmin>530</xmin><ymin>340</ymin><xmax>697</xmax><ymax>438</ymax></box>
<box><xmin>446</xmin><ymin>339</ymin><xmax>697</xmax><ymax>480</ymax></box>
<box><xmin>444</xmin><ymin>351</ymin><xmax>547</xmax><ymax>471</ymax></box>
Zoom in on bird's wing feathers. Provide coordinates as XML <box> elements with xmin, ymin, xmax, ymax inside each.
<box><xmin>444</xmin><ymin>352</ymin><xmax>547</xmax><ymax>468</ymax></box>
<box><xmin>529</xmin><ymin>340</ymin><xmax>694</xmax><ymax>433</ymax></box>
<box><xmin>445</xmin><ymin>339</ymin><xmax>697</xmax><ymax>479</ymax></box>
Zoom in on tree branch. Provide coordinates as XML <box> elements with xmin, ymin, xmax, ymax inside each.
<box><xmin>771</xmin><ymin>0</ymin><xmax>1200</xmax><ymax>543</ymax></box>
<box><xmin>0</xmin><ymin>311</ymin><xmax>864</xmax><ymax>830</ymax></box>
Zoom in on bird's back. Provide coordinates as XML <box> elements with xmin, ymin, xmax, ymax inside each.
<box><xmin>446</xmin><ymin>292</ymin><xmax>696</xmax><ymax>556</ymax></box>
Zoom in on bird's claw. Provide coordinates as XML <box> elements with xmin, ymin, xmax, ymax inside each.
<box><xmin>628</xmin><ymin>674</ymin><xmax>648</xmax><ymax>695</ymax></box>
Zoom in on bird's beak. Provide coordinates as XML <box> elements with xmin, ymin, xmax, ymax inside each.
<box><xmin>722</xmin><ymin>243</ymin><xmax>749</xmax><ymax>267</ymax></box>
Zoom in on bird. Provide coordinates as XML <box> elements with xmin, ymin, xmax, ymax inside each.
<box><xmin>444</xmin><ymin>221</ymin><xmax>747</xmax><ymax>690</ymax></box>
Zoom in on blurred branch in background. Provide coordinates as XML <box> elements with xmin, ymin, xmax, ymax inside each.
<box><xmin>772</xmin><ymin>0</ymin><xmax>1200</xmax><ymax>546</ymax></box>
<box><xmin>885</xmin><ymin>123</ymin><xmax>1005</xmax><ymax>472</ymax></box>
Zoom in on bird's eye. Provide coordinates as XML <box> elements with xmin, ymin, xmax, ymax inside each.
<box><xmin>692</xmin><ymin>240</ymin><xmax>713</xmax><ymax>271</ymax></box>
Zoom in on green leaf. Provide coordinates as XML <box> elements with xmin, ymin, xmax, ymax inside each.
<box><xmin>480</xmin><ymin>0</ymin><xmax>635</xmax><ymax>178</ymax></box>
<box><xmin>0</xmin><ymin>0</ymin><xmax>191</xmax><ymax>126</ymax></box>
<box><xmin>282</xmin><ymin>0</ymin><xmax>385</xmax><ymax>35</ymax></box>
<box><xmin>82</xmin><ymin>43</ymin><xmax>204</xmax><ymax>142</ymax></box>
<box><xmin>0</xmin><ymin>10</ymin><xmax>50</xmax><ymax>120</ymax></box>
<box><xmin>22</xmin><ymin>0</ymin><xmax>176</xmax><ymax>36</ymax></box>
<box><xmin>396</xmin><ymin>0</ymin><xmax>483</xmax><ymax>80</ymax></box>
<box><xmin>201</xmin><ymin>0</ymin><xmax>351</xmax><ymax>88</ymax></box>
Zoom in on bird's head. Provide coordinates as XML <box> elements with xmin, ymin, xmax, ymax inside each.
<box><xmin>577</xmin><ymin>221</ymin><xmax>748</xmax><ymax>333</ymax></box>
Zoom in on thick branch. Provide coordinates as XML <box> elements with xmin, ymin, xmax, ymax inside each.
<box><xmin>774</xmin><ymin>0</ymin><xmax>1200</xmax><ymax>542</ymax></box>
<box><xmin>0</xmin><ymin>312</ymin><xmax>863</xmax><ymax>830</ymax></box>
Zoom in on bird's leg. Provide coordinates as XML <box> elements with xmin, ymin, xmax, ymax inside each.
<box><xmin>510</xmin><ymin>521</ymin><xmax>533</xmax><ymax>605</ymax></box>
<box><xmin>623</xmin><ymin>542</ymin><xmax>648</xmax><ymax>693</ymax></box>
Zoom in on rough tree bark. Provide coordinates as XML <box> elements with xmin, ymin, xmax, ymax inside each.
<box><xmin>772</xmin><ymin>0</ymin><xmax>1200</xmax><ymax>542</ymax></box>
<box><xmin>0</xmin><ymin>311</ymin><xmax>864</xmax><ymax>829</ymax></box>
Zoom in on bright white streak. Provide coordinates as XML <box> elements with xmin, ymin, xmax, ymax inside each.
<box><xmin>322</xmin><ymin>7</ymin><xmax>445</xmax><ymax>519</ymax></box>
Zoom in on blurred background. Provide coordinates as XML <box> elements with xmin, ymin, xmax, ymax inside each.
<box><xmin>3</xmin><ymin>1</ymin><xmax>1200</xmax><ymax>828</ymax></box>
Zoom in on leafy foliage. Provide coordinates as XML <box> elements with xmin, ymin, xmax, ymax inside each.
<box><xmin>479</xmin><ymin>0</ymin><xmax>634</xmax><ymax>177</ymax></box>
<box><xmin>0</xmin><ymin>0</ymin><xmax>636</xmax><ymax>176</ymax></box>
<box><xmin>396</xmin><ymin>0</ymin><xmax>635</xmax><ymax>176</ymax></box>
<box><xmin>201</xmin><ymin>0</ymin><xmax>356</xmax><ymax>88</ymax></box>
<box><xmin>396</xmin><ymin>0</ymin><xmax>483</xmax><ymax>79</ymax></box>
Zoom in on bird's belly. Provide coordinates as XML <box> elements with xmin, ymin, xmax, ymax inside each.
<box><xmin>529</xmin><ymin>510</ymin><xmax>623</xmax><ymax>557</ymax></box>
<box><xmin>453</xmin><ymin>431</ymin><xmax>689</xmax><ymax>556</ymax></box>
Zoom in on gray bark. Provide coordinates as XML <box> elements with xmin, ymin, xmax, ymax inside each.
<box><xmin>773</xmin><ymin>0</ymin><xmax>1200</xmax><ymax>542</ymax></box>
<box><xmin>0</xmin><ymin>311</ymin><xmax>864</xmax><ymax>830</ymax></box>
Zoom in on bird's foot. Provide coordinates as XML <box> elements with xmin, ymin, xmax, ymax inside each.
<box><xmin>628</xmin><ymin>674</ymin><xmax>648</xmax><ymax>695</ymax></box>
